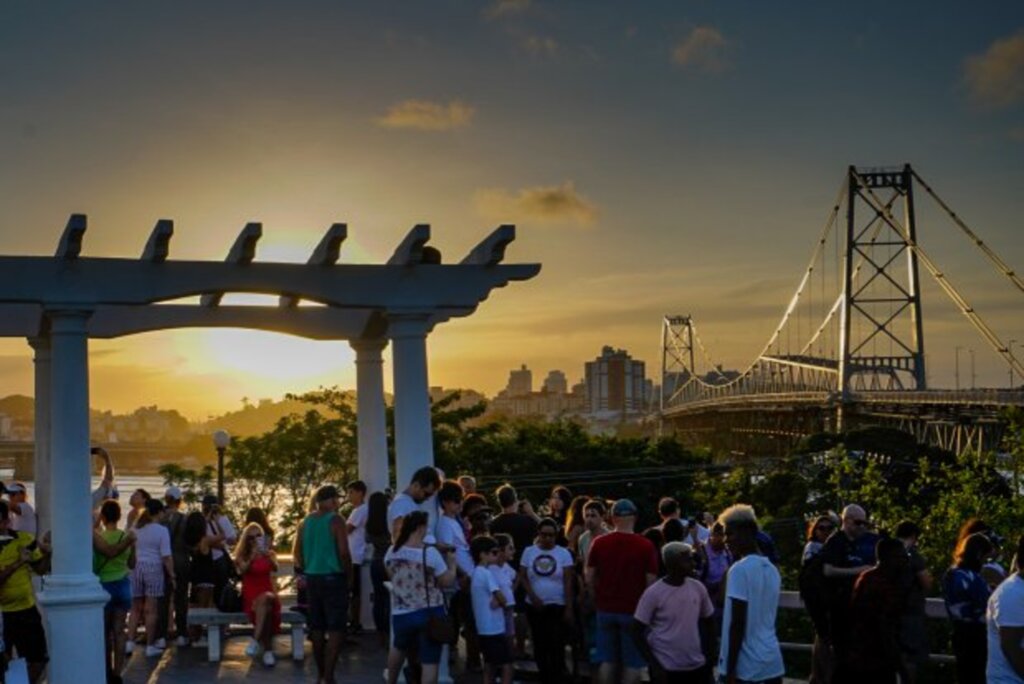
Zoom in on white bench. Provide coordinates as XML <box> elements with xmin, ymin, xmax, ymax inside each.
<box><xmin>186</xmin><ymin>607</ymin><xmax>307</xmax><ymax>663</ymax></box>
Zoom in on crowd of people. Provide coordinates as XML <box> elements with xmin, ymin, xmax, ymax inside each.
<box><xmin>0</xmin><ymin>450</ymin><xmax>1023</xmax><ymax>684</ymax></box>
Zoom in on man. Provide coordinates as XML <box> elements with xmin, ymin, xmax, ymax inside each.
<box><xmin>158</xmin><ymin>486</ymin><xmax>191</xmax><ymax>646</ymax></box>
<box><xmin>845</xmin><ymin>538</ymin><xmax>911</xmax><ymax>683</ymax></box>
<box><xmin>489</xmin><ymin>484</ymin><xmax>538</xmax><ymax>570</ymax></box>
<box><xmin>0</xmin><ymin>500</ymin><xmax>51</xmax><ymax>683</ymax></box>
<box><xmin>896</xmin><ymin>520</ymin><xmax>932</xmax><ymax>683</ymax></box>
<box><xmin>457</xmin><ymin>474</ymin><xmax>477</xmax><ymax>496</ymax></box>
<box><xmin>633</xmin><ymin>542</ymin><xmax>715</xmax><ymax>684</ymax></box>
<box><xmin>821</xmin><ymin>503</ymin><xmax>877</xmax><ymax>675</ymax></box>
<box><xmin>293</xmin><ymin>485</ymin><xmax>352</xmax><ymax>684</ymax></box>
<box><xmin>387</xmin><ymin>466</ymin><xmax>441</xmax><ymax>541</ymax></box>
<box><xmin>586</xmin><ymin>499</ymin><xmax>659</xmax><ymax>684</ymax></box>
<box><xmin>577</xmin><ymin>499</ymin><xmax>609</xmax><ymax>563</ymax></box>
<box><xmin>717</xmin><ymin>504</ymin><xmax>784</xmax><ymax>684</ymax></box>
<box><xmin>345</xmin><ymin>479</ymin><xmax>368</xmax><ymax>633</ymax></box>
<box><xmin>6</xmin><ymin>483</ymin><xmax>36</xmax><ymax>536</ymax></box>
<box><xmin>987</xmin><ymin>534</ymin><xmax>1024</xmax><ymax>683</ymax></box>
<box><xmin>90</xmin><ymin>446</ymin><xmax>119</xmax><ymax>510</ymax></box>
<box><xmin>201</xmin><ymin>494</ymin><xmax>237</xmax><ymax>598</ymax></box>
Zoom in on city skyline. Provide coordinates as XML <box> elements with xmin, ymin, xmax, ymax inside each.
<box><xmin>0</xmin><ymin>2</ymin><xmax>1022</xmax><ymax>418</ymax></box>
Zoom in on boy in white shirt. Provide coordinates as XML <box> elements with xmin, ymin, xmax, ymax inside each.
<box><xmin>491</xmin><ymin>534</ymin><xmax>517</xmax><ymax>644</ymax></box>
<box><xmin>471</xmin><ymin>536</ymin><xmax>513</xmax><ymax>684</ymax></box>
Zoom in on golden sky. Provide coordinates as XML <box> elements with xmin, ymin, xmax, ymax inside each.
<box><xmin>0</xmin><ymin>2</ymin><xmax>1022</xmax><ymax>418</ymax></box>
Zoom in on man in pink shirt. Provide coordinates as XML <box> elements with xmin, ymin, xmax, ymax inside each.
<box><xmin>632</xmin><ymin>542</ymin><xmax>715</xmax><ymax>683</ymax></box>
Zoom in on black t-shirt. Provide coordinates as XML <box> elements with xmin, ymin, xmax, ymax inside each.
<box><xmin>490</xmin><ymin>512</ymin><xmax>538</xmax><ymax>569</ymax></box>
<box><xmin>821</xmin><ymin>530</ymin><xmax>876</xmax><ymax>604</ymax></box>
<box><xmin>902</xmin><ymin>546</ymin><xmax>927</xmax><ymax>616</ymax></box>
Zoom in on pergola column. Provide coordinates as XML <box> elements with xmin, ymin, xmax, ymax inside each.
<box><xmin>29</xmin><ymin>336</ymin><xmax>51</xmax><ymax>535</ymax></box>
<box><xmin>388</xmin><ymin>314</ymin><xmax>434</xmax><ymax>490</ymax></box>
<box><xmin>36</xmin><ymin>310</ymin><xmax>106</xmax><ymax>684</ymax></box>
<box><xmin>352</xmin><ymin>338</ymin><xmax>390</xmax><ymax>494</ymax></box>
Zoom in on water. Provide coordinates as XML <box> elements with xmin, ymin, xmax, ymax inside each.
<box><xmin>21</xmin><ymin>475</ymin><xmax>168</xmax><ymax>509</ymax></box>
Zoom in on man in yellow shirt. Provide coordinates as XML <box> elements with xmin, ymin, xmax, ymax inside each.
<box><xmin>0</xmin><ymin>500</ymin><xmax>49</xmax><ymax>683</ymax></box>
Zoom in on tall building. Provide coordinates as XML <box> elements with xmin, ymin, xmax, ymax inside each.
<box><xmin>506</xmin><ymin>364</ymin><xmax>533</xmax><ymax>397</ymax></box>
<box><xmin>542</xmin><ymin>370</ymin><xmax>568</xmax><ymax>394</ymax></box>
<box><xmin>584</xmin><ymin>346</ymin><xmax>647</xmax><ymax>415</ymax></box>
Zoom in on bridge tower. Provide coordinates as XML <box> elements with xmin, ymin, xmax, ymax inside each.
<box><xmin>839</xmin><ymin>164</ymin><xmax>927</xmax><ymax>413</ymax></box>
<box><xmin>661</xmin><ymin>315</ymin><xmax>696</xmax><ymax>412</ymax></box>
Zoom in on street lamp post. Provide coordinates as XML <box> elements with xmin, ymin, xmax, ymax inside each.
<box><xmin>213</xmin><ymin>429</ymin><xmax>230</xmax><ymax>504</ymax></box>
<box><xmin>955</xmin><ymin>346</ymin><xmax>962</xmax><ymax>391</ymax></box>
<box><xmin>970</xmin><ymin>348</ymin><xmax>976</xmax><ymax>389</ymax></box>
<box><xmin>1010</xmin><ymin>339</ymin><xmax>1018</xmax><ymax>389</ymax></box>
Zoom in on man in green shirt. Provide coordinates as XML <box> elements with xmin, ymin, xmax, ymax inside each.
<box><xmin>293</xmin><ymin>485</ymin><xmax>352</xmax><ymax>684</ymax></box>
<box><xmin>0</xmin><ymin>499</ymin><xmax>50</xmax><ymax>683</ymax></box>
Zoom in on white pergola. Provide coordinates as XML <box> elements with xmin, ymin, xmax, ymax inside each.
<box><xmin>0</xmin><ymin>215</ymin><xmax>540</xmax><ymax>683</ymax></box>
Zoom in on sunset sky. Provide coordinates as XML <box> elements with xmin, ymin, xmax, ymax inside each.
<box><xmin>1</xmin><ymin>2</ymin><xmax>1022</xmax><ymax>418</ymax></box>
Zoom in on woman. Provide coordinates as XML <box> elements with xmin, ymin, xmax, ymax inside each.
<box><xmin>519</xmin><ymin>518</ymin><xmax>575</xmax><ymax>684</ymax></box>
<box><xmin>234</xmin><ymin>522</ymin><xmax>281</xmax><ymax>667</ymax></box>
<box><xmin>125</xmin><ymin>488</ymin><xmax>152</xmax><ymax>529</ymax></box>
<box><xmin>184</xmin><ymin>510</ymin><xmax>221</xmax><ymax>646</ymax></box>
<box><xmin>93</xmin><ymin>499</ymin><xmax>136</xmax><ymax>679</ymax></box>
<box><xmin>384</xmin><ymin>511</ymin><xmax>457</xmax><ymax>684</ymax></box>
<box><xmin>564</xmin><ymin>495</ymin><xmax>589</xmax><ymax>553</ymax></box>
<box><xmin>365</xmin><ymin>491</ymin><xmax>392</xmax><ymax>647</ymax></box>
<box><xmin>130</xmin><ymin>498</ymin><xmax>175</xmax><ymax>657</ymax></box>
<box><xmin>799</xmin><ymin>515</ymin><xmax>835</xmax><ymax>684</ymax></box>
<box><xmin>547</xmin><ymin>486</ymin><xmax>572</xmax><ymax>528</ymax></box>
<box><xmin>944</xmin><ymin>532</ymin><xmax>994</xmax><ymax>684</ymax></box>
<box><xmin>244</xmin><ymin>507</ymin><xmax>275</xmax><ymax>549</ymax></box>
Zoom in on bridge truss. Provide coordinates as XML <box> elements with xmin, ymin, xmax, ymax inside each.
<box><xmin>661</xmin><ymin>164</ymin><xmax>1024</xmax><ymax>456</ymax></box>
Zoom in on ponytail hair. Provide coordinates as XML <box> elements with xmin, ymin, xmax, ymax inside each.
<box><xmin>393</xmin><ymin>511</ymin><xmax>429</xmax><ymax>552</ymax></box>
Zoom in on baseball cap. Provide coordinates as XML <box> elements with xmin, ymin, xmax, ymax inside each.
<box><xmin>611</xmin><ymin>498</ymin><xmax>638</xmax><ymax>517</ymax></box>
<box><xmin>5</xmin><ymin>482</ymin><xmax>26</xmax><ymax>495</ymax></box>
<box><xmin>165</xmin><ymin>486</ymin><xmax>183</xmax><ymax>501</ymax></box>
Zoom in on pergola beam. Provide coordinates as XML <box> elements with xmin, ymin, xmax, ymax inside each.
<box><xmin>388</xmin><ymin>224</ymin><xmax>431</xmax><ymax>265</ymax></box>
<box><xmin>279</xmin><ymin>222</ymin><xmax>347</xmax><ymax>308</ymax></box>
<box><xmin>55</xmin><ymin>214</ymin><xmax>87</xmax><ymax>259</ymax></box>
<box><xmin>201</xmin><ymin>222</ymin><xmax>262</xmax><ymax>307</ymax></box>
<box><xmin>141</xmin><ymin>220</ymin><xmax>174</xmax><ymax>263</ymax></box>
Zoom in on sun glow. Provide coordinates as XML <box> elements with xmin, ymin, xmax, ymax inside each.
<box><xmin>194</xmin><ymin>329</ymin><xmax>355</xmax><ymax>383</ymax></box>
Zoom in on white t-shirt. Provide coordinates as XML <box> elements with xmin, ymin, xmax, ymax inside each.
<box><xmin>208</xmin><ymin>514</ymin><xmax>237</xmax><ymax>561</ymax></box>
<box><xmin>987</xmin><ymin>574</ymin><xmax>1024</xmax><ymax>683</ymax></box>
<box><xmin>491</xmin><ymin>563</ymin><xmax>515</xmax><ymax>605</ymax></box>
<box><xmin>10</xmin><ymin>502</ymin><xmax>36</xmax><ymax>535</ymax></box>
<box><xmin>520</xmin><ymin>544</ymin><xmax>573</xmax><ymax>605</ymax></box>
<box><xmin>388</xmin><ymin>493</ymin><xmax>419</xmax><ymax>527</ymax></box>
<box><xmin>384</xmin><ymin>545</ymin><xmax>448</xmax><ymax>616</ymax></box>
<box><xmin>471</xmin><ymin>565</ymin><xmax>506</xmax><ymax>636</ymax></box>
<box><xmin>436</xmin><ymin>515</ymin><xmax>474</xmax><ymax>577</ymax></box>
<box><xmin>718</xmin><ymin>554</ymin><xmax>784</xmax><ymax>681</ymax></box>
<box><xmin>347</xmin><ymin>503</ymin><xmax>368</xmax><ymax>564</ymax></box>
<box><xmin>135</xmin><ymin>523</ymin><xmax>172</xmax><ymax>565</ymax></box>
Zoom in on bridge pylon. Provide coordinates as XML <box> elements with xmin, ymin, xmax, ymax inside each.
<box><xmin>838</xmin><ymin>165</ymin><xmax>927</xmax><ymax>423</ymax></box>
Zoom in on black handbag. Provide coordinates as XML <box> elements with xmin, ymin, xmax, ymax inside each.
<box><xmin>422</xmin><ymin>547</ymin><xmax>456</xmax><ymax>644</ymax></box>
<box><xmin>216</xmin><ymin>578</ymin><xmax>242</xmax><ymax>613</ymax></box>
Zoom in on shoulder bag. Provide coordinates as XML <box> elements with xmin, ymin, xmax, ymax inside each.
<box><xmin>422</xmin><ymin>546</ymin><xmax>456</xmax><ymax>644</ymax></box>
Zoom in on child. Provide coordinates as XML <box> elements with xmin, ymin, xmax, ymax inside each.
<box><xmin>470</xmin><ymin>536</ymin><xmax>513</xmax><ymax>684</ymax></box>
<box><xmin>491</xmin><ymin>533</ymin><xmax>517</xmax><ymax>647</ymax></box>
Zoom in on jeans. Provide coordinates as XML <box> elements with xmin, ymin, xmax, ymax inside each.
<box><xmin>370</xmin><ymin>555</ymin><xmax>390</xmax><ymax>634</ymax></box>
<box><xmin>526</xmin><ymin>603</ymin><xmax>567</xmax><ymax>683</ymax></box>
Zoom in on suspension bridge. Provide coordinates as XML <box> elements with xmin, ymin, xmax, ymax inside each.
<box><xmin>660</xmin><ymin>164</ymin><xmax>1024</xmax><ymax>456</ymax></box>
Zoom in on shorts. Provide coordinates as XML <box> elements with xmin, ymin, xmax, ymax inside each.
<box><xmin>2</xmin><ymin>607</ymin><xmax>49</xmax><ymax>664</ymax></box>
<box><xmin>131</xmin><ymin>560</ymin><xmax>166</xmax><ymax>598</ymax></box>
<box><xmin>306</xmin><ymin>573</ymin><xmax>348</xmax><ymax>632</ymax></box>
<box><xmin>595</xmin><ymin>611</ymin><xmax>646</xmax><ymax>669</ymax></box>
<box><xmin>103</xmin><ymin>577</ymin><xmax>133</xmax><ymax>612</ymax></box>
<box><xmin>391</xmin><ymin>606</ymin><xmax>444</xmax><ymax>665</ymax></box>
<box><xmin>479</xmin><ymin>633</ymin><xmax>513</xmax><ymax>666</ymax></box>
<box><xmin>503</xmin><ymin>607</ymin><xmax>514</xmax><ymax>637</ymax></box>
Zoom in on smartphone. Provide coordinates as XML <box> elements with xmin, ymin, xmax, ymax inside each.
<box><xmin>257</xmin><ymin>537</ymin><xmax>268</xmax><ymax>553</ymax></box>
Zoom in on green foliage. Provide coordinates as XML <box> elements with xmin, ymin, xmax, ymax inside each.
<box><xmin>157</xmin><ymin>463</ymin><xmax>215</xmax><ymax>505</ymax></box>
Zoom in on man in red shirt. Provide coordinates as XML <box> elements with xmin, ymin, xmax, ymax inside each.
<box><xmin>586</xmin><ymin>499</ymin><xmax>659</xmax><ymax>684</ymax></box>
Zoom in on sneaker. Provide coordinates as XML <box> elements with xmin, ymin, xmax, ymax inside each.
<box><xmin>125</xmin><ymin>641</ymin><xmax>135</xmax><ymax>655</ymax></box>
<box><xmin>175</xmin><ymin>636</ymin><xmax>189</xmax><ymax>648</ymax></box>
<box><xmin>153</xmin><ymin>638</ymin><xmax>166</xmax><ymax>650</ymax></box>
<box><xmin>244</xmin><ymin>639</ymin><xmax>260</xmax><ymax>657</ymax></box>
<box><xmin>262</xmin><ymin>651</ymin><xmax>276</xmax><ymax>667</ymax></box>
<box><xmin>144</xmin><ymin>645</ymin><xmax>164</xmax><ymax>658</ymax></box>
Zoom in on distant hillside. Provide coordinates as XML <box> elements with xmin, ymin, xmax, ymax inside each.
<box><xmin>0</xmin><ymin>395</ymin><xmax>34</xmax><ymax>421</ymax></box>
<box><xmin>196</xmin><ymin>395</ymin><xmax>345</xmax><ymax>437</ymax></box>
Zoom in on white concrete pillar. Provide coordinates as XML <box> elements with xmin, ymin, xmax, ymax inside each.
<box><xmin>36</xmin><ymin>311</ymin><xmax>107</xmax><ymax>684</ymax></box>
<box><xmin>29</xmin><ymin>336</ymin><xmax>51</xmax><ymax>536</ymax></box>
<box><xmin>351</xmin><ymin>338</ymin><xmax>390</xmax><ymax>494</ymax></box>
<box><xmin>388</xmin><ymin>314</ymin><xmax>435</xmax><ymax>490</ymax></box>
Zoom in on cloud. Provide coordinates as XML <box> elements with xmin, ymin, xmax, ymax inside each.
<box><xmin>521</xmin><ymin>34</ymin><xmax>559</xmax><ymax>58</ymax></box>
<box><xmin>671</xmin><ymin>26</ymin><xmax>730</xmax><ymax>73</ymax></box>
<box><xmin>963</xmin><ymin>30</ymin><xmax>1024</xmax><ymax>108</ymax></box>
<box><xmin>375</xmin><ymin>99</ymin><xmax>475</xmax><ymax>131</ymax></box>
<box><xmin>475</xmin><ymin>182</ymin><xmax>598</xmax><ymax>226</ymax></box>
<box><xmin>484</xmin><ymin>0</ymin><xmax>531</xmax><ymax>21</ymax></box>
